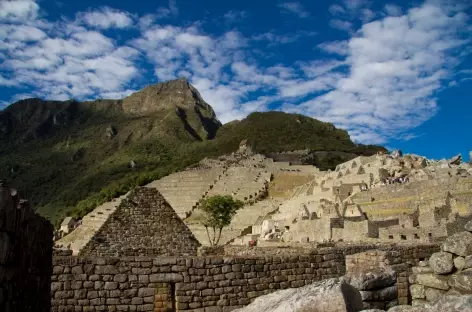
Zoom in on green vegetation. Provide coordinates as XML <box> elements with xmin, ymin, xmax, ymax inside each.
<box><xmin>0</xmin><ymin>95</ymin><xmax>385</xmax><ymax>226</ymax></box>
<box><xmin>198</xmin><ymin>195</ymin><xmax>244</xmax><ymax>246</ymax></box>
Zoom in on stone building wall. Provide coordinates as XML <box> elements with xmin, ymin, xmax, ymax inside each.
<box><xmin>80</xmin><ymin>187</ymin><xmax>201</xmax><ymax>257</ymax></box>
<box><xmin>51</xmin><ymin>243</ymin><xmax>438</xmax><ymax>312</ymax></box>
<box><xmin>0</xmin><ymin>183</ymin><xmax>53</xmax><ymax>312</ymax></box>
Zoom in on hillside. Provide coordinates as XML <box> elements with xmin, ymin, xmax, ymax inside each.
<box><xmin>0</xmin><ymin>78</ymin><xmax>385</xmax><ymax>224</ymax></box>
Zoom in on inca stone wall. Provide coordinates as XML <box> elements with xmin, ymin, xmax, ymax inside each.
<box><xmin>51</xmin><ymin>244</ymin><xmax>438</xmax><ymax>312</ymax></box>
<box><xmin>0</xmin><ymin>183</ymin><xmax>53</xmax><ymax>312</ymax></box>
<box><xmin>80</xmin><ymin>187</ymin><xmax>201</xmax><ymax>257</ymax></box>
<box><xmin>409</xmin><ymin>223</ymin><xmax>472</xmax><ymax>307</ymax></box>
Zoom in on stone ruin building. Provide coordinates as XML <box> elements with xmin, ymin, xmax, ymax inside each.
<box><xmin>239</xmin><ymin>152</ymin><xmax>472</xmax><ymax>247</ymax></box>
<box><xmin>0</xmin><ymin>181</ymin><xmax>53</xmax><ymax>312</ymax></box>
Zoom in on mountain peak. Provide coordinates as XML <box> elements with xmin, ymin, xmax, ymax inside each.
<box><xmin>122</xmin><ymin>78</ymin><xmax>210</xmax><ymax>115</ymax></box>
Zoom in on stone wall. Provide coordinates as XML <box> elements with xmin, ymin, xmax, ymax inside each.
<box><xmin>80</xmin><ymin>187</ymin><xmax>201</xmax><ymax>257</ymax></box>
<box><xmin>51</xmin><ymin>243</ymin><xmax>438</xmax><ymax>312</ymax></box>
<box><xmin>345</xmin><ymin>250</ymin><xmax>399</xmax><ymax>310</ymax></box>
<box><xmin>409</xmin><ymin>225</ymin><xmax>472</xmax><ymax>307</ymax></box>
<box><xmin>0</xmin><ymin>183</ymin><xmax>53</xmax><ymax>312</ymax></box>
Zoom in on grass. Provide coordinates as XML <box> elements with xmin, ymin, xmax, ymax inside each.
<box><xmin>268</xmin><ymin>173</ymin><xmax>315</xmax><ymax>198</ymax></box>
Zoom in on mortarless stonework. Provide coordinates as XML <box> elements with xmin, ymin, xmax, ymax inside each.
<box><xmin>0</xmin><ymin>183</ymin><xmax>53</xmax><ymax>312</ymax></box>
<box><xmin>80</xmin><ymin>187</ymin><xmax>201</xmax><ymax>257</ymax></box>
<box><xmin>51</xmin><ymin>243</ymin><xmax>438</xmax><ymax>312</ymax></box>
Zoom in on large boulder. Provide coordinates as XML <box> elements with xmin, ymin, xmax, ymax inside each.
<box><xmin>346</xmin><ymin>268</ymin><xmax>396</xmax><ymax>291</ymax></box>
<box><xmin>442</xmin><ymin>231</ymin><xmax>472</xmax><ymax>257</ymax></box>
<box><xmin>411</xmin><ymin>273</ymin><xmax>450</xmax><ymax>290</ymax></box>
<box><xmin>429</xmin><ymin>252</ymin><xmax>454</xmax><ymax>274</ymax></box>
<box><xmin>233</xmin><ymin>278</ymin><xmax>363</xmax><ymax>312</ymax></box>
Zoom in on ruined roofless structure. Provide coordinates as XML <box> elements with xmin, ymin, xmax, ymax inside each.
<box><xmin>79</xmin><ymin>187</ymin><xmax>201</xmax><ymax>257</ymax></box>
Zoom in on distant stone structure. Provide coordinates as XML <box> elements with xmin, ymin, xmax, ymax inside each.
<box><xmin>242</xmin><ymin>152</ymin><xmax>472</xmax><ymax>246</ymax></box>
<box><xmin>59</xmin><ymin>216</ymin><xmax>76</xmax><ymax>234</ymax></box>
<box><xmin>0</xmin><ymin>182</ymin><xmax>53</xmax><ymax>312</ymax></box>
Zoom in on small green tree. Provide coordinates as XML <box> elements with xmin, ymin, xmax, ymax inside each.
<box><xmin>199</xmin><ymin>195</ymin><xmax>244</xmax><ymax>246</ymax></box>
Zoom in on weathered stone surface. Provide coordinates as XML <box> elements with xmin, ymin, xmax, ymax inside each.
<box><xmin>465</xmin><ymin>256</ymin><xmax>472</xmax><ymax>270</ymax></box>
<box><xmin>412</xmin><ymin>267</ymin><xmax>433</xmax><ymax>274</ymax></box>
<box><xmin>429</xmin><ymin>252</ymin><xmax>453</xmax><ymax>274</ymax></box>
<box><xmin>454</xmin><ymin>257</ymin><xmax>465</xmax><ymax>271</ymax></box>
<box><xmin>442</xmin><ymin>231</ymin><xmax>472</xmax><ymax>257</ymax></box>
<box><xmin>387</xmin><ymin>306</ymin><xmax>427</xmax><ymax>312</ymax></box>
<box><xmin>359</xmin><ymin>285</ymin><xmax>397</xmax><ymax>301</ymax></box>
<box><xmin>233</xmin><ymin>278</ymin><xmax>363</xmax><ymax>312</ymax></box>
<box><xmin>448</xmin><ymin>269</ymin><xmax>472</xmax><ymax>293</ymax></box>
<box><xmin>410</xmin><ymin>284</ymin><xmax>425</xmax><ymax>299</ymax></box>
<box><xmin>424</xmin><ymin>294</ymin><xmax>472</xmax><ymax>311</ymax></box>
<box><xmin>346</xmin><ymin>268</ymin><xmax>396</xmax><ymax>291</ymax></box>
<box><xmin>415</xmin><ymin>274</ymin><xmax>450</xmax><ymax>290</ymax></box>
<box><xmin>424</xmin><ymin>287</ymin><xmax>445</xmax><ymax>302</ymax></box>
<box><xmin>465</xmin><ymin>220</ymin><xmax>472</xmax><ymax>232</ymax></box>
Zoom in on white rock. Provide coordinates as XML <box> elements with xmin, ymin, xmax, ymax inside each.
<box><xmin>233</xmin><ymin>278</ymin><xmax>363</xmax><ymax>312</ymax></box>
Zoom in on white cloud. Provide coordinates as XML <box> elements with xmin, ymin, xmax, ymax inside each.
<box><xmin>299</xmin><ymin>2</ymin><xmax>470</xmax><ymax>143</ymax></box>
<box><xmin>252</xmin><ymin>30</ymin><xmax>316</xmax><ymax>46</ymax></box>
<box><xmin>384</xmin><ymin>4</ymin><xmax>403</xmax><ymax>16</ymax></box>
<box><xmin>0</xmin><ymin>7</ymin><xmax>140</xmax><ymax>102</ymax></box>
<box><xmin>278</xmin><ymin>2</ymin><xmax>310</xmax><ymax>18</ymax></box>
<box><xmin>330</xmin><ymin>19</ymin><xmax>353</xmax><ymax>32</ymax></box>
<box><xmin>0</xmin><ymin>0</ymin><xmax>39</xmax><ymax>22</ymax></box>
<box><xmin>78</xmin><ymin>7</ymin><xmax>134</xmax><ymax>29</ymax></box>
<box><xmin>223</xmin><ymin>10</ymin><xmax>248</xmax><ymax>24</ymax></box>
<box><xmin>318</xmin><ymin>41</ymin><xmax>349</xmax><ymax>55</ymax></box>
<box><xmin>155</xmin><ymin>0</ymin><xmax>179</xmax><ymax>19</ymax></box>
<box><xmin>329</xmin><ymin>4</ymin><xmax>346</xmax><ymax>16</ymax></box>
<box><xmin>343</xmin><ymin>0</ymin><xmax>367</xmax><ymax>11</ymax></box>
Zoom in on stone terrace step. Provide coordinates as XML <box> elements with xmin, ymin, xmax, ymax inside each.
<box><xmin>55</xmin><ymin>193</ymin><xmax>129</xmax><ymax>255</ymax></box>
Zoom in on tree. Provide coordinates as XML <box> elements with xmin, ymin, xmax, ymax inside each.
<box><xmin>198</xmin><ymin>195</ymin><xmax>244</xmax><ymax>246</ymax></box>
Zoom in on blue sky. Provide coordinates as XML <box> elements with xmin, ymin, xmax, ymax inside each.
<box><xmin>0</xmin><ymin>0</ymin><xmax>471</xmax><ymax>160</ymax></box>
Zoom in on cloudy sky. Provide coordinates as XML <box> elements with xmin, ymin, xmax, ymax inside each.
<box><xmin>0</xmin><ymin>0</ymin><xmax>471</xmax><ymax>159</ymax></box>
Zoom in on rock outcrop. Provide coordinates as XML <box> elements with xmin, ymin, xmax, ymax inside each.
<box><xmin>233</xmin><ymin>278</ymin><xmax>363</xmax><ymax>312</ymax></box>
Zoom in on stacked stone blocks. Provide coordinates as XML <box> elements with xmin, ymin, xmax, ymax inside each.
<box><xmin>80</xmin><ymin>187</ymin><xmax>201</xmax><ymax>257</ymax></box>
<box><xmin>52</xmin><ymin>243</ymin><xmax>438</xmax><ymax>312</ymax></box>
<box><xmin>409</xmin><ymin>222</ymin><xmax>472</xmax><ymax>307</ymax></box>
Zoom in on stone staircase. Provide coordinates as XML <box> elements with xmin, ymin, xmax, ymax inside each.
<box><xmin>54</xmin><ymin>193</ymin><xmax>129</xmax><ymax>255</ymax></box>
